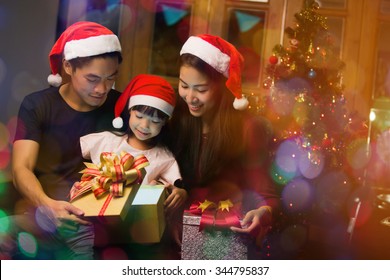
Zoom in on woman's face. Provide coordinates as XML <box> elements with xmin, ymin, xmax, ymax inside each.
<box><xmin>178</xmin><ymin>65</ymin><xmax>218</xmax><ymax>119</ymax></box>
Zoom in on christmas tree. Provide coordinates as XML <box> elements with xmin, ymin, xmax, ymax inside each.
<box><xmin>263</xmin><ymin>0</ymin><xmax>349</xmax><ymax>161</ymax></box>
<box><xmin>258</xmin><ymin>0</ymin><xmax>364</xmax><ymax>257</ymax></box>
<box><xmin>261</xmin><ymin>0</ymin><xmax>353</xmax><ymax>183</ymax></box>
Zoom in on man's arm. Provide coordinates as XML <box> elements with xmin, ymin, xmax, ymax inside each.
<box><xmin>12</xmin><ymin>139</ymin><xmax>89</xmax><ymax>225</ymax></box>
<box><xmin>12</xmin><ymin>139</ymin><xmax>50</xmax><ymax>207</ymax></box>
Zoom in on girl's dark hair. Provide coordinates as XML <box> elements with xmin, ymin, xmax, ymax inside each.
<box><xmin>68</xmin><ymin>51</ymin><xmax>123</xmax><ymax>70</ymax></box>
<box><xmin>169</xmin><ymin>53</ymin><xmax>244</xmax><ymax>186</ymax></box>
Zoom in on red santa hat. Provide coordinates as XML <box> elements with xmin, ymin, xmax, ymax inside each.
<box><xmin>47</xmin><ymin>21</ymin><xmax>121</xmax><ymax>87</ymax></box>
<box><xmin>112</xmin><ymin>74</ymin><xmax>176</xmax><ymax>129</ymax></box>
<box><xmin>180</xmin><ymin>34</ymin><xmax>249</xmax><ymax>110</ymax></box>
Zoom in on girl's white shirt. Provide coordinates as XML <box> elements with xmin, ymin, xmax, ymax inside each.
<box><xmin>80</xmin><ymin>131</ymin><xmax>181</xmax><ymax>185</ymax></box>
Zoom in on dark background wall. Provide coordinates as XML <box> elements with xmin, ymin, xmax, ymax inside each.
<box><xmin>0</xmin><ymin>0</ymin><xmax>59</xmax><ymax>212</ymax></box>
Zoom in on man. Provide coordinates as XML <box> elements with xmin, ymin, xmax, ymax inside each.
<box><xmin>4</xmin><ymin>21</ymin><xmax>123</xmax><ymax>259</ymax></box>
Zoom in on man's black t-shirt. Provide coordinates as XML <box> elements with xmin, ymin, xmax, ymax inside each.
<box><xmin>14</xmin><ymin>86</ymin><xmax>123</xmax><ymax>200</ymax></box>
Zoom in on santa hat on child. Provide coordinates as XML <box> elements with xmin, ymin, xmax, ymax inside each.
<box><xmin>112</xmin><ymin>74</ymin><xmax>176</xmax><ymax>129</ymax></box>
<box><xmin>180</xmin><ymin>34</ymin><xmax>248</xmax><ymax>110</ymax></box>
<box><xmin>47</xmin><ymin>21</ymin><xmax>122</xmax><ymax>87</ymax></box>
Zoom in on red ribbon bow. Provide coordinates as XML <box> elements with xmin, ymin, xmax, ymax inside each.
<box><xmin>69</xmin><ymin>151</ymin><xmax>149</xmax><ymax>202</ymax></box>
<box><xmin>186</xmin><ymin>199</ymin><xmax>241</xmax><ymax>231</ymax></box>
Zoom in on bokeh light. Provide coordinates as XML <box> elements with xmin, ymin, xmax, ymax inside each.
<box><xmin>17</xmin><ymin>232</ymin><xmax>38</xmax><ymax>258</ymax></box>
<box><xmin>270</xmin><ymin>162</ymin><xmax>296</xmax><ymax>185</ymax></box>
<box><xmin>118</xmin><ymin>3</ymin><xmax>135</xmax><ymax>32</ymax></box>
<box><xmin>35</xmin><ymin>206</ymin><xmax>57</xmax><ymax>233</ymax></box>
<box><xmin>282</xmin><ymin>178</ymin><xmax>313</xmax><ymax>213</ymax></box>
<box><xmin>270</xmin><ymin>87</ymin><xmax>296</xmax><ymax>116</ymax></box>
<box><xmin>275</xmin><ymin>139</ymin><xmax>302</xmax><ymax>175</ymax></box>
<box><xmin>298</xmin><ymin>149</ymin><xmax>324</xmax><ymax>179</ymax></box>
<box><xmin>0</xmin><ymin>146</ymin><xmax>11</xmax><ymax>169</ymax></box>
<box><xmin>376</xmin><ymin>129</ymin><xmax>390</xmax><ymax>164</ymax></box>
<box><xmin>346</xmin><ymin>138</ymin><xmax>370</xmax><ymax>170</ymax></box>
<box><xmin>0</xmin><ymin>171</ymin><xmax>7</xmax><ymax>196</ymax></box>
<box><xmin>0</xmin><ymin>209</ymin><xmax>10</xmax><ymax>233</ymax></box>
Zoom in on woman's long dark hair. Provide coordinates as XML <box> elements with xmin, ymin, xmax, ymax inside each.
<box><xmin>169</xmin><ymin>53</ymin><xmax>245</xmax><ymax>186</ymax></box>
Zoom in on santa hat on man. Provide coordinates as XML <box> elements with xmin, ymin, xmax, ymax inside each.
<box><xmin>112</xmin><ymin>74</ymin><xmax>176</xmax><ymax>129</ymax></box>
<box><xmin>47</xmin><ymin>21</ymin><xmax>122</xmax><ymax>87</ymax></box>
<box><xmin>180</xmin><ymin>34</ymin><xmax>249</xmax><ymax>110</ymax></box>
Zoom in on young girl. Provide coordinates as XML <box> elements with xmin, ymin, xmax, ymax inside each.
<box><xmin>169</xmin><ymin>34</ymin><xmax>280</xmax><ymax>251</ymax></box>
<box><xmin>80</xmin><ymin>74</ymin><xmax>187</xmax><ymax>213</ymax></box>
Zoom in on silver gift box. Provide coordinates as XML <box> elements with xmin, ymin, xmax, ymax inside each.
<box><xmin>181</xmin><ymin>213</ymin><xmax>250</xmax><ymax>260</ymax></box>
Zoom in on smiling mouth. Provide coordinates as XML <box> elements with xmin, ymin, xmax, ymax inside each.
<box><xmin>189</xmin><ymin>104</ymin><xmax>202</xmax><ymax>111</ymax></box>
<box><xmin>136</xmin><ymin>129</ymin><xmax>149</xmax><ymax>137</ymax></box>
<box><xmin>90</xmin><ymin>95</ymin><xmax>105</xmax><ymax>100</ymax></box>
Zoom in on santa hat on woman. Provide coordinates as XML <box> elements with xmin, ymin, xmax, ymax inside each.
<box><xmin>180</xmin><ymin>34</ymin><xmax>249</xmax><ymax>110</ymax></box>
<box><xmin>112</xmin><ymin>74</ymin><xmax>176</xmax><ymax>129</ymax></box>
<box><xmin>47</xmin><ymin>21</ymin><xmax>122</xmax><ymax>87</ymax></box>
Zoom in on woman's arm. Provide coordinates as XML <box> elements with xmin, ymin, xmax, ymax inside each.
<box><xmin>241</xmin><ymin>115</ymin><xmax>281</xmax><ymax>209</ymax></box>
<box><xmin>231</xmin><ymin>115</ymin><xmax>280</xmax><ymax>240</ymax></box>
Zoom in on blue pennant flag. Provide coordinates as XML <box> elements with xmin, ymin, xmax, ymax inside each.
<box><xmin>235</xmin><ymin>11</ymin><xmax>261</xmax><ymax>32</ymax></box>
<box><xmin>162</xmin><ymin>4</ymin><xmax>188</xmax><ymax>26</ymax></box>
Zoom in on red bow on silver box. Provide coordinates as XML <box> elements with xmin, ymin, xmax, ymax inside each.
<box><xmin>186</xmin><ymin>199</ymin><xmax>242</xmax><ymax>231</ymax></box>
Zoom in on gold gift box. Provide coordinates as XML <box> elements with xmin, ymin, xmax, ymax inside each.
<box><xmin>126</xmin><ymin>185</ymin><xmax>167</xmax><ymax>243</ymax></box>
<box><xmin>71</xmin><ymin>183</ymin><xmax>140</xmax><ymax>223</ymax></box>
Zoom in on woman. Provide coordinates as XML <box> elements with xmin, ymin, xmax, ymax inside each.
<box><xmin>169</xmin><ymin>34</ymin><xmax>280</xmax><ymax>248</ymax></box>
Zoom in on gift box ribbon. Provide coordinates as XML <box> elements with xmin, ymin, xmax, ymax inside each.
<box><xmin>186</xmin><ymin>199</ymin><xmax>241</xmax><ymax>231</ymax></box>
<box><xmin>69</xmin><ymin>151</ymin><xmax>149</xmax><ymax>216</ymax></box>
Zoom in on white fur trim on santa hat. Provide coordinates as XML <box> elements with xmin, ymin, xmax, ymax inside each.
<box><xmin>64</xmin><ymin>34</ymin><xmax>121</xmax><ymax>60</ymax></box>
<box><xmin>233</xmin><ymin>97</ymin><xmax>249</xmax><ymax>110</ymax></box>
<box><xmin>47</xmin><ymin>73</ymin><xmax>62</xmax><ymax>87</ymax></box>
<box><xmin>129</xmin><ymin>95</ymin><xmax>174</xmax><ymax>117</ymax></box>
<box><xmin>180</xmin><ymin>36</ymin><xmax>230</xmax><ymax>77</ymax></box>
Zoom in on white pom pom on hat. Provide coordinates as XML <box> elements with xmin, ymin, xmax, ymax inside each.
<box><xmin>47</xmin><ymin>21</ymin><xmax>121</xmax><ymax>87</ymax></box>
<box><xmin>47</xmin><ymin>73</ymin><xmax>62</xmax><ymax>87</ymax></box>
<box><xmin>112</xmin><ymin>74</ymin><xmax>176</xmax><ymax>129</ymax></box>
<box><xmin>233</xmin><ymin>96</ymin><xmax>249</xmax><ymax>110</ymax></box>
<box><xmin>180</xmin><ymin>34</ymin><xmax>249</xmax><ymax>110</ymax></box>
<box><xmin>112</xmin><ymin>117</ymin><xmax>124</xmax><ymax>129</ymax></box>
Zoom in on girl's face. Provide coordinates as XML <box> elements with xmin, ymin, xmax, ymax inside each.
<box><xmin>64</xmin><ymin>57</ymin><xmax>119</xmax><ymax>110</ymax></box>
<box><xmin>178</xmin><ymin>65</ymin><xmax>218</xmax><ymax>119</ymax></box>
<box><xmin>129</xmin><ymin>109</ymin><xmax>166</xmax><ymax>142</ymax></box>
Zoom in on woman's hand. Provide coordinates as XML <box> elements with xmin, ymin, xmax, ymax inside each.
<box><xmin>230</xmin><ymin>206</ymin><xmax>272</xmax><ymax>246</ymax></box>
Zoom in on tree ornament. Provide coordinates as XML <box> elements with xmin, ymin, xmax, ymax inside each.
<box><xmin>290</xmin><ymin>38</ymin><xmax>299</xmax><ymax>47</ymax></box>
<box><xmin>269</xmin><ymin>55</ymin><xmax>278</xmax><ymax>65</ymax></box>
<box><xmin>291</xmin><ymin>62</ymin><xmax>296</xmax><ymax>71</ymax></box>
<box><xmin>308</xmin><ymin>41</ymin><xmax>315</xmax><ymax>54</ymax></box>
<box><xmin>308</xmin><ymin>69</ymin><xmax>316</xmax><ymax>78</ymax></box>
<box><xmin>322</xmin><ymin>133</ymin><xmax>332</xmax><ymax>148</ymax></box>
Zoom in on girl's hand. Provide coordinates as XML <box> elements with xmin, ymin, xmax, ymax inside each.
<box><xmin>164</xmin><ymin>185</ymin><xmax>188</xmax><ymax>214</ymax></box>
